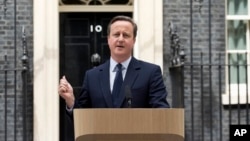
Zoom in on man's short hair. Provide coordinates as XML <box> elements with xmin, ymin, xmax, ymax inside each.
<box><xmin>107</xmin><ymin>15</ymin><xmax>137</xmax><ymax>38</ymax></box>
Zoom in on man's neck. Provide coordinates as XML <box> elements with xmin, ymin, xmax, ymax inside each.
<box><xmin>111</xmin><ymin>55</ymin><xmax>131</xmax><ymax>63</ymax></box>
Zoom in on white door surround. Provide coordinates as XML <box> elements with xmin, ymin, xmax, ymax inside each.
<box><xmin>33</xmin><ymin>1</ymin><xmax>163</xmax><ymax>141</ymax></box>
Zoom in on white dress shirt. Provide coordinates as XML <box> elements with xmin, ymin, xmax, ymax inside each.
<box><xmin>109</xmin><ymin>56</ymin><xmax>131</xmax><ymax>92</ymax></box>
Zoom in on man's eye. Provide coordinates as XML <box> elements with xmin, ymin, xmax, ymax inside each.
<box><xmin>113</xmin><ymin>34</ymin><xmax>119</xmax><ymax>37</ymax></box>
<box><xmin>123</xmin><ymin>34</ymin><xmax>130</xmax><ymax>38</ymax></box>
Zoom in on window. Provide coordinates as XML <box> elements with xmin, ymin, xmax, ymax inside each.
<box><xmin>223</xmin><ymin>0</ymin><xmax>250</xmax><ymax>104</ymax></box>
<box><xmin>59</xmin><ymin>0</ymin><xmax>133</xmax><ymax>5</ymax></box>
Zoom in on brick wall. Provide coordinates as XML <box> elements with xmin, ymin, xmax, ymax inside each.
<box><xmin>0</xmin><ymin>0</ymin><xmax>33</xmax><ymax>141</ymax></box>
<box><xmin>1</xmin><ymin>0</ymin><xmax>247</xmax><ymax>141</ymax></box>
<box><xmin>163</xmin><ymin>0</ymin><xmax>246</xmax><ymax>141</ymax></box>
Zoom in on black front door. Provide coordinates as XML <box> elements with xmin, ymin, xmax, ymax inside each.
<box><xmin>59</xmin><ymin>12</ymin><xmax>132</xmax><ymax>141</ymax></box>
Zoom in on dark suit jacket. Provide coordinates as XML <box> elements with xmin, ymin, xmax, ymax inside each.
<box><xmin>74</xmin><ymin>57</ymin><xmax>170</xmax><ymax>108</ymax></box>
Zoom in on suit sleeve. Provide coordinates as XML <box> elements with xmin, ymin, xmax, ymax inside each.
<box><xmin>74</xmin><ymin>71</ymin><xmax>92</xmax><ymax>108</ymax></box>
<box><xmin>65</xmin><ymin>72</ymin><xmax>91</xmax><ymax>121</ymax></box>
<box><xmin>148</xmin><ymin>66</ymin><xmax>170</xmax><ymax>108</ymax></box>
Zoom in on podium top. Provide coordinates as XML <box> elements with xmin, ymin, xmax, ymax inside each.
<box><xmin>74</xmin><ymin>108</ymin><xmax>184</xmax><ymax>141</ymax></box>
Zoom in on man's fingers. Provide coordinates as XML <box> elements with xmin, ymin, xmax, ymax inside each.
<box><xmin>59</xmin><ymin>86</ymin><xmax>66</xmax><ymax>92</ymax></box>
<box><xmin>60</xmin><ymin>76</ymin><xmax>71</xmax><ymax>89</ymax></box>
<box><xmin>59</xmin><ymin>75</ymin><xmax>73</xmax><ymax>96</ymax></box>
<box><xmin>62</xmin><ymin>75</ymin><xmax>69</xmax><ymax>83</ymax></box>
<box><xmin>60</xmin><ymin>79</ymin><xmax>69</xmax><ymax>89</ymax></box>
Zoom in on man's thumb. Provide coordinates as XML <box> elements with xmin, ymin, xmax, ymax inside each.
<box><xmin>63</xmin><ymin>76</ymin><xmax>71</xmax><ymax>88</ymax></box>
<box><xmin>63</xmin><ymin>75</ymin><xmax>67</xmax><ymax>80</ymax></box>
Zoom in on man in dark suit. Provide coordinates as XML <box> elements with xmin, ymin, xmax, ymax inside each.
<box><xmin>58</xmin><ymin>15</ymin><xmax>170</xmax><ymax>109</ymax></box>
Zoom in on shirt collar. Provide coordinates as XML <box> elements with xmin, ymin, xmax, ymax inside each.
<box><xmin>110</xmin><ymin>56</ymin><xmax>132</xmax><ymax>72</ymax></box>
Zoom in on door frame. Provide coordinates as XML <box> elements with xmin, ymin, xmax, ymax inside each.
<box><xmin>33</xmin><ymin>1</ymin><xmax>163</xmax><ymax>141</ymax></box>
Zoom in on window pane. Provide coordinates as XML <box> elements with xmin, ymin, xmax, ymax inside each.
<box><xmin>227</xmin><ymin>20</ymin><xmax>246</xmax><ymax>50</ymax></box>
<box><xmin>227</xmin><ymin>0</ymin><xmax>248</xmax><ymax>15</ymax></box>
<box><xmin>228</xmin><ymin>53</ymin><xmax>247</xmax><ymax>84</ymax></box>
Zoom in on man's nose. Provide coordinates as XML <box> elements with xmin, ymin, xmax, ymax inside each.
<box><xmin>118</xmin><ymin>34</ymin><xmax>124</xmax><ymax>41</ymax></box>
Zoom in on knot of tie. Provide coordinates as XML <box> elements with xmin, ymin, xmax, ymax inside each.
<box><xmin>116</xmin><ymin>63</ymin><xmax>123</xmax><ymax>71</ymax></box>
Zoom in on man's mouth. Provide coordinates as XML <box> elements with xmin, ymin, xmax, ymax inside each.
<box><xmin>116</xmin><ymin>45</ymin><xmax>124</xmax><ymax>48</ymax></box>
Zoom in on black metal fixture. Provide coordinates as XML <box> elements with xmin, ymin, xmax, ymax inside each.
<box><xmin>168</xmin><ymin>21</ymin><xmax>185</xmax><ymax>68</ymax></box>
<box><xmin>21</xmin><ymin>26</ymin><xmax>29</xmax><ymax>70</ymax></box>
<box><xmin>168</xmin><ymin>22</ymin><xmax>185</xmax><ymax>108</ymax></box>
<box><xmin>1</xmin><ymin>0</ymin><xmax>9</xmax><ymax>17</ymax></box>
<box><xmin>91</xmin><ymin>53</ymin><xmax>101</xmax><ymax>67</ymax></box>
<box><xmin>194</xmin><ymin>0</ymin><xmax>203</xmax><ymax>13</ymax></box>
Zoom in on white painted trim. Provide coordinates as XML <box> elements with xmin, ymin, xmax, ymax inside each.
<box><xmin>222</xmin><ymin>84</ymin><xmax>250</xmax><ymax>104</ymax></box>
<box><xmin>222</xmin><ymin>93</ymin><xmax>250</xmax><ymax>105</ymax></box>
<box><xmin>224</xmin><ymin>2</ymin><xmax>250</xmax><ymax>105</ymax></box>
<box><xmin>226</xmin><ymin>15</ymin><xmax>250</xmax><ymax>20</ymax></box>
<box><xmin>33</xmin><ymin>1</ymin><xmax>163</xmax><ymax>140</ymax></box>
<box><xmin>135</xmin><ymin>0</ymin><xmax>163</xmax><ymax>70</ymax></box>
<box><xmin>133</xmin><ymin>0</ymin><xmax>139</xmax><ymax>59</ymax></box>
<box><xmin>59</xmin><ymin>5</ymin><xmax>133</xmax><ymax>12</ymax></box>
<box><xmin>154</xmin><ymin>0</ymin><xmax>163</xmax><ymax>70</ymax></box>
<box><xmin>33</xmin><ymin>1</ymin><xmax>59</xmax><ymax>141</ymax></box>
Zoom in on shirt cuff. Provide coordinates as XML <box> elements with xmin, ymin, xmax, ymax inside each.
<box><xmin>66</xmin><ymin>105</ymin><xmax>73</xmax><ymax>113</ymax></box>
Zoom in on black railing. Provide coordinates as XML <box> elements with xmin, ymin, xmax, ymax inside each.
<box><xmin>0</xmin><ymin>59</ymin><xmax>29</xmax><ymax>141</ymax></box>
<box><xmin>167</xmin><ymin>1</ymin><xmax>249</xmax><ymax>141</ymax></box>
<box><xmin>0</xmin><ymin>0</ymin><xmax>31</xmax><ymax>140</ymax></box>
<box><xmin>0</xmin><ymin>29</ymin><xmax>29</xmax><ymax>141</ymax></box>
<box><xmin>175</xmin><ymin>52</ymin><xmax>250</xmax><ymax>141</ymax></box>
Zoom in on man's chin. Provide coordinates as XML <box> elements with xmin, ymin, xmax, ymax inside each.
<box><xmin>113</xmin><ymin>52</ymin><xmax>128</xmax><ymax>58</ymax></box>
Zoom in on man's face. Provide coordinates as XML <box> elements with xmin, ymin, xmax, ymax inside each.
<box><xmin>107</xmin><ymin>20</ymin><xmax>135</xmax><ymax>62</ymax></box>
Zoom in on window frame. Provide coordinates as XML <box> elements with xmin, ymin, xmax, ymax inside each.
<box><xmin>223</xmin><ymin>0</ymin><xmax>250</xmax><ymax>105</ymax></box>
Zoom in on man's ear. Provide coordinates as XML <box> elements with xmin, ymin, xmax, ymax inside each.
<box><xmin>107</xmin><ymin>35</ymin><xmax>110</xmax><ymax>44</ymax></box>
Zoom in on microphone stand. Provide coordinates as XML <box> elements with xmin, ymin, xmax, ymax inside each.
<box><xmin>125</xmin><ymin>85</ymin><xmax>132</xmax><ymax>108</ymax></box>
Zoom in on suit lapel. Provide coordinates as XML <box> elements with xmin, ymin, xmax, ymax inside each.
<box><xmin>117</xmin><ymin>57</ymin><xmax>140</xmax><ymax>107</ymax></box>
<box><xmin>99</xmin><ymin>61</ymin><xmax>113</xmax><ymax>108</ymax></box>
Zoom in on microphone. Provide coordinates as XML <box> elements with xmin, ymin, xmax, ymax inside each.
<box><xmin>125</xmin><ymin>85</ymin><xmax>132</xmax><ymax>108</ymax></box>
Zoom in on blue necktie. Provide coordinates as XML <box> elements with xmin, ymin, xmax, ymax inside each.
<box><xmin>112</xmin><ymin>63</ymin><xmax>123</xmax><ymax>107</ymax></box>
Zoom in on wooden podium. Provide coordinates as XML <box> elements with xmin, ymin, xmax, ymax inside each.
<box><xmin>73</xmin><ymin>108</ymin><xmax>184</xmax><ymax>141</ymax></box>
